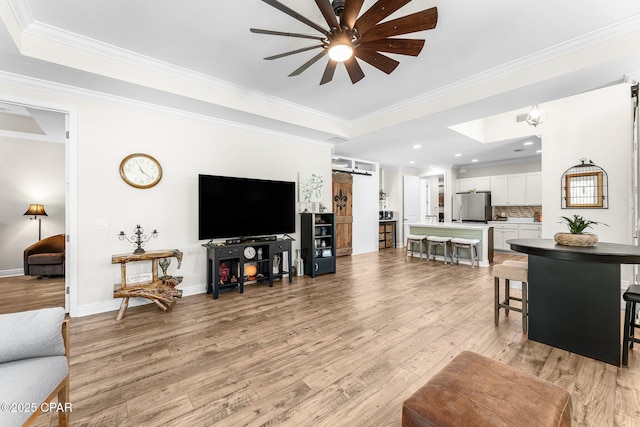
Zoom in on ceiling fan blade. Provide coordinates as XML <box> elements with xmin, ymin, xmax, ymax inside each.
<box><xmin>315</xmin><ymin>0</ymin><xmax>340</xmax><ymax>29</ymax></box>
<box><xmin>250</xmin><ymin>28</ymin><xmax>326</xmax><ymax>41</ymax></box>
<box><xmin>344</xmin><ymin>57</ymin><xmax>365</xmax><ymax>84</ymax></box>
<box><xmin>358</xmin><ymin>38</ymin><xmax>425</xmax><ymax>56</ymax></box>
<box><xmin>359</xmin><ymin>8</ymin><xmax>438</xmax><ymax>43</ymax></box>
<box><xmin>355</xmin><ymin>0</ymin><xmax>411</xmax><ymax>34</ymax></box>
<box><xmin>341</xmin><ymin>0</ymin><xmax>365</xmax><ymax>29</ymax></box>
<box><xmin>354</xmin><ymin>49</ymin><xmax>399</xmax><ymax>74</ymax></box>
<box><xmin>320</xmin><ymin>60</ymin><xmax>337</xmax><ymax>85</ymax></box>
<box><xmin>290</xmin><ymin>50</ymin><xmax>328</xmax><ymax>76</ymax></box>
<box><xmin>264</xmin><ymin>44</ymin><xmax>324</xmax><ymax>60</ymax></box>
<box><xmin>261</xmin><ymin>0</ymin><xmax>329</xmax><ymax>35</ymax></box>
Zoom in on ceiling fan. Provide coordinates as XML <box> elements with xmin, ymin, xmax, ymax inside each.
<box><xmin>250</xmin><ymin>0</ymin><xmax>438</xmax><ymax>85</ymax></box>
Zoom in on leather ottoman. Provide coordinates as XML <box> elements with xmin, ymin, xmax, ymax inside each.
<box><xmin>402</xmin><ymin>351</ymin><xmax>572</xmax><ymax>427</ymax></box>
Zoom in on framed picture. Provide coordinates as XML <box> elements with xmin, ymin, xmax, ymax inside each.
<box><xmin>298</xmin><ymin>172</ymin><xmax>323</xmax><ymax>203</ymax></box>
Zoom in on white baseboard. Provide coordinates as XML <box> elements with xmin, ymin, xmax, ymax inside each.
<box><xmin>0</xmin><ymin>269</ymin><xmax>24</xmax><ymax>277</ymax></box>
<box><xmin>76</xmin><ymin>283</ymin><xmax>206</xmax><ymax>317</ymax></box>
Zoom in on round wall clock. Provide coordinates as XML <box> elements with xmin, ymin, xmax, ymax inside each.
<box><xmin>244</xmin><ymin>246</ymin><xmax>257</xmax><ymax>260</ymax></box>
<box><xmin>119</xmin><ymin>153</ymin><xmax>162</xmax><ymax>189</ymax></box>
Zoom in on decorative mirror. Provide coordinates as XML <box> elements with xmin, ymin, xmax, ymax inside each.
<box><xmin>561</xmin><ymin>159</ymin><xmax>608</xmax><ymax>208</ymax></box>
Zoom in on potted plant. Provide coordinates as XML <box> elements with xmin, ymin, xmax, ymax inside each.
<box><xmin>554</xmin><ymin>214</ymin><xmax>608</xmax><ymax>247</ymax></box>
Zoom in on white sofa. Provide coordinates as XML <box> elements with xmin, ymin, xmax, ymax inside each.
<box><xmin>0</xmin><ymin>307</ymin><xmax>69</xmax><ymax>427</ymax></box>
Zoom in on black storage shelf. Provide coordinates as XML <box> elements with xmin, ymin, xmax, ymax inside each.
<box><xmin>301</xmin><ymin>212</ymin><xmax>336</xmax><ymax>277</ymax></box>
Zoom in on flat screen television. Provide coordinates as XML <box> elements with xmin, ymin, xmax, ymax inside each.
<box><xmin>198</xmin><ymin>174</ymin><xmax>296</xmax><ymax>240</ymax></box>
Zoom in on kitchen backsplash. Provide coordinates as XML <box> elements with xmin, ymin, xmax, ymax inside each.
<box><xmin>493</xmin><ymin>205</ymin><xmax>542</xmax><ymax>219</ymax></box>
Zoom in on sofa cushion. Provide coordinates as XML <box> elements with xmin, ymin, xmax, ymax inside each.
<box><xmin>0</xmin><ymin>356</ymin><xmax>68</xmax><ymax>427</ymax></box>
<box><xmin>0</xmin><ymin>307</ymin><xmax>65</xmax><ymax>364</ymax></box>
<box><xmin>28</xmin><ymin>252</ymin><xmax>65</xmax><ymax>265</ymax></box>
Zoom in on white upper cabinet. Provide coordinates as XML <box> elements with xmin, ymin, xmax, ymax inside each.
<box><xmin>525</xmin><ymin>172</ymin><xmax>542</xmax><ymax>205</ymax></box>
<box><xmin>457</xmin><ymin>177</ymin><xmax>491</xmax><ymax>192</ymax></box>
<box><xmin>490</xmin><ymin>174</ymin><xmax>525</xmax><ymax>205</ymax></box>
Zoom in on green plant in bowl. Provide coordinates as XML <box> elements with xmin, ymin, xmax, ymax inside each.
<box><xmin>558</xmin><ymin>215</ymin><xmax>608</xmax><ymax>234</ymax></box>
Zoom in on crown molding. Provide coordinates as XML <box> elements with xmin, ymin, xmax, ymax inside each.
<box><xmin>351</xmin><ymin>14</ymin><xmax>640</xmax><ymax>129</ymax></box>
<box><xmin>0</xmin><ymin>70</ymin><xmax>334</xmax><ymax>148</ymax></box>
<box><xmin>16</xmin><ymin>18</ymin><xmax>350</xmax><ymax>129</ymax></box>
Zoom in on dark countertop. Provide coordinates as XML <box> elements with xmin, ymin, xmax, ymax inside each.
<box><xmin>507</xmin><ymin>238</ymin><xmax>640</xmax><ymax>264</ymax></box>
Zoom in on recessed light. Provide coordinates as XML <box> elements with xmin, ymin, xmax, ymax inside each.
<box><xmin>428</xmin><ymin>165</ymin><xmax>435</xmax><ymax>168</ymax></box>
<box><xmin>409</xmin><ymin>161</ymin><xmax>415</xmax><ymax>164</ymax></box>
<box><xmin>454</xmin><ymin>153</ymin><xmax>462</xmax><ymax>157</ymax></box>
<box><xmin>413</xmin><ymin>144</ymin><xmax>422</xmax><ymax>149</ymax></box>
<box><xmin>524</xmin><ymin>141</ymin><xmax>533</xmax><ymax>146</ymax></box>
<box><xmin>536</xmin><ymin>149</ymin><xmax>542</xmax><ymax>154</ymax></box>
<box><xmin>471</xmin><ymin>159</ymin><xmax>478</xmax><ymax>162</ymax></box>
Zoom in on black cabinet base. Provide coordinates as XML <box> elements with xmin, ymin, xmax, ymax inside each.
<box><xmin>528</xmin><ymin>255</ymin><xmax>621</xmax><ymax>365</ymax></box>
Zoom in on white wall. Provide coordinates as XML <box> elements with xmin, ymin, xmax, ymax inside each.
<box><xmin>0</xmin><ymin>138</ymin><xmax>65</xmax><ymax>274</ymax></box>
<box><xmin>0</xmin><ymin>81</ymin><xmax>333</xmax><ymax>316</ymax></box>
<box><xmin>541</xmin><ymin>83</ymin><xmax>632</xmax><ymax>244</ymax></box>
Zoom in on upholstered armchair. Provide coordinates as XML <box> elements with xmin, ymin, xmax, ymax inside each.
<box><xmin>23</xmin><ymin>234</ymin><xmax>65</xmax><ymax>277</ymax></box>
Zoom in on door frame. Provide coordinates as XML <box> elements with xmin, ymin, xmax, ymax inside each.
<box><xmin>1</xmin><ymin>94</ymin><xmax>78</xmax><ymax>316</ymax></box>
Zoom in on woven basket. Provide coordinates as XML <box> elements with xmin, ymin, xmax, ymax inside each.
<box><xmin>554</xmin><ymin>232</ymin><xmax>598</xmax><ymax>247</ymax></box>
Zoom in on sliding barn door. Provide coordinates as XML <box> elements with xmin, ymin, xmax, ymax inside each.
<box><xmin>332</xmin><ymin>172</ymin><xmax>353</xmax><ymax>257</ymax></box>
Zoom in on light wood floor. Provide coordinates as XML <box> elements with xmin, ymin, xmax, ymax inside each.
<box><xmin>3</xmin><ymin>250</ymin><xmax>639</xmax><ymax>426</ymax></box>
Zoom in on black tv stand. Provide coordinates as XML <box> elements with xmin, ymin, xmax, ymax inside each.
<box><xmin>202</xmin><ymin>239</ymin><xmax>292</xmax><ymax>299</ymax></box>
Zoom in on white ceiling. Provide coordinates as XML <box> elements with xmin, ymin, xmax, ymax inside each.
<box><xmin>1</xmin><ymin>0</ymin><xmax>640</xmax><ymax>168</ymax></box>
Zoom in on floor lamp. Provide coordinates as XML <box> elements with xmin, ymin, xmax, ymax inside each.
<box><xmin>24</xmin><ymin>203</ymin><xmax>47</xmax><ymax>241</ymax></box>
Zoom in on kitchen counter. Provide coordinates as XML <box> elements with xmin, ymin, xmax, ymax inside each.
<box><xmin>406</xmin><ymin>222</ymin><xmax>494</xmax><ymax>266</ymax></box>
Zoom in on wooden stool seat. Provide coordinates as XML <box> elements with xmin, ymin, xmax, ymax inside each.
<box><xmin>402</xmin><ymin>351</ymin><xmax>572</xmax><ymax>427</ymax></box>
<box><xmin>426</xmin><ymin>236</ymin><xmax>452</xmax><ymax>264</ymax></box>
<box><xmin>622</xmin><ymin>284</ymin><xmax>640</xmax><ymax>365</ymax></box>
<box><xmin>405</xmin><ymin>234</ymin><xmax>427</xmax><ymax>259</ymax></box>
<box><xmin>450</xmin><ymin>237</ymin><xmax>481</xmax><ymax>267</ymax></box>
<box><xmin>494</xmin><ymin>260</ymin><xmax>528</xmax><ymax>333</ymax></box>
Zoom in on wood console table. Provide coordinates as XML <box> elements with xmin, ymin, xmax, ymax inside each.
<box><xmin>508</xmin><ymin>238</ymin><xmax>640</xmax><ymax>365</ymax></box>
<box><xmin>112</xmin><ymin>249</ymin><xmax>183</xmax><ymax>320</ymax></box>
<box><xmin>203</xmin><ymin>239</ymin><xmax>292</xmax><ymax>299</ymax></box>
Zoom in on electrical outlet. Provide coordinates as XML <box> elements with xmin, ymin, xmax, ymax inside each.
<box><xmin>126</xmin><ymin>273</ymin><xmax>152</xmax><ymax>283</ymax></box>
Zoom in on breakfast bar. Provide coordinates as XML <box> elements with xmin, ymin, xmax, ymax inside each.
<box><xmin>407</xmin><ymin>222</ymin><xmax>494</xmax><ymax>266</ymax></box>
<box><xmin>508</xmin><ymin>238</ymin><xmax>640</xmax><ymax>366</ymax></box>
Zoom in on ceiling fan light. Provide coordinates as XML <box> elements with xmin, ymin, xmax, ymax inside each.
<box><xmin>328</xmin><ymin>43</ymin><xmax>353</xmax><ymax>62</ymax></box>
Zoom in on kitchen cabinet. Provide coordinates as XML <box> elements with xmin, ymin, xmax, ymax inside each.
<box><xmin>518</xmin><ymin>223</ymin><xmax>542</xmax><ymax>239</ymax></box>
<box><xmin>490</xmin><ymin>174</ymin><xmax>526</xmax><ymax>206</ymax></box>
<box><xmin>525</xmin><ymin>172</ymin><xmax>542</xmax><ymax>205</ymax></box>
<box><xmin>457</xmin><ymin>177</ymin><xmax>491</xmax><ymax>192</ymax></box>
<box><xmin>492</xmin><ymin>223</ymin><xmax>520</xmax><ymax>250</ymax></box>
<box><xmin>490</xmin><ymin>222</ymin><xmax>543</xmax><ymax>250</ymax></box>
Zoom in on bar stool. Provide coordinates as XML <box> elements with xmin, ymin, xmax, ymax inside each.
<box><xmin>622</xmin><ymin>284</ymin><xmax>640</xmax><ymax>365</ymax></box>
<box><xmin>450</xmin><ymin>237</ymin><xmax>481</xmax><ymax>267</ymax></box>
<box><xmin>405</xmin><ymin>234</ymin><xmax>427</xmax><ymax>258</ymax></box>
<box><xmin>426</xmin><ymin>236</ymin><xmax>452</xmax><ymax>264</ymax></box>
<box><xmin>494</xmin><ymin>260</ymin><xmax>528</xmax><ymax>333</ymax></box>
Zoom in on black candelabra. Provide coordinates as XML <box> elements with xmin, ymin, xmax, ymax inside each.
<box><xmin>118</xmin><ymin>225</ymin><xmax>158</xmax><ymax>254</ymax></box>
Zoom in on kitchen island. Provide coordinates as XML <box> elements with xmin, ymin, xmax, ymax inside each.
<box><xmin>407</xmin><ymin>222</ymin><xmax>494</xmax><ymax>266</ymax></box>
<box><xmin>508</xmin><ymin>238</ymin><xmax>640</xmax><ymax>366</ymax></box>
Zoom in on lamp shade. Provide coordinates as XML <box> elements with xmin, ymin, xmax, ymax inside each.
<box><xmin>24</xmin><ymin>204</ymin><xmax>47</xmax><ymax>217</ymax></box>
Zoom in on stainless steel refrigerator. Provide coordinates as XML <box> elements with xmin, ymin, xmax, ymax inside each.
<box><xmin>453</xmin><ymin>191</ymin><xmax>492</xmax><ymax>222</ymax></box>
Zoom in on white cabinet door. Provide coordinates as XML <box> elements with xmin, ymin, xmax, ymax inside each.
<box><xmin>491</xmin><ymin>174</ymin><xmax>526</xmax><ymax>205</ymax></box>
<box><xmin>525</xmin><ymin>172</ymin><xmax>542</xmax><ymax>205</ymax></box>
<box><xmin>458</xmin><ymin>178</ymin><xmax>475</xmax><ymax>192</ymax></box>
<box><xmin>490</xmin><ymin>176</ymin><xmax>508</xmax><ymax>205</ymax></box>
<box><xmin>519</xmin><ymin>224</ymin><xmax>542</xmax><ymax>239</ymax></box>
<box><xmin>507</xmin><ymin>174</ymin><xmax>526</xmax><ymax>205</ymax></box>
<box><xmin>492</xmin><ymin>224</ymin><xmax>519</xmax><ymax>250</ymax></box>
<box><xmin>475</xmin><ymin>177</ymin><xmax>491</xmax><ymax>191</ymax></box>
